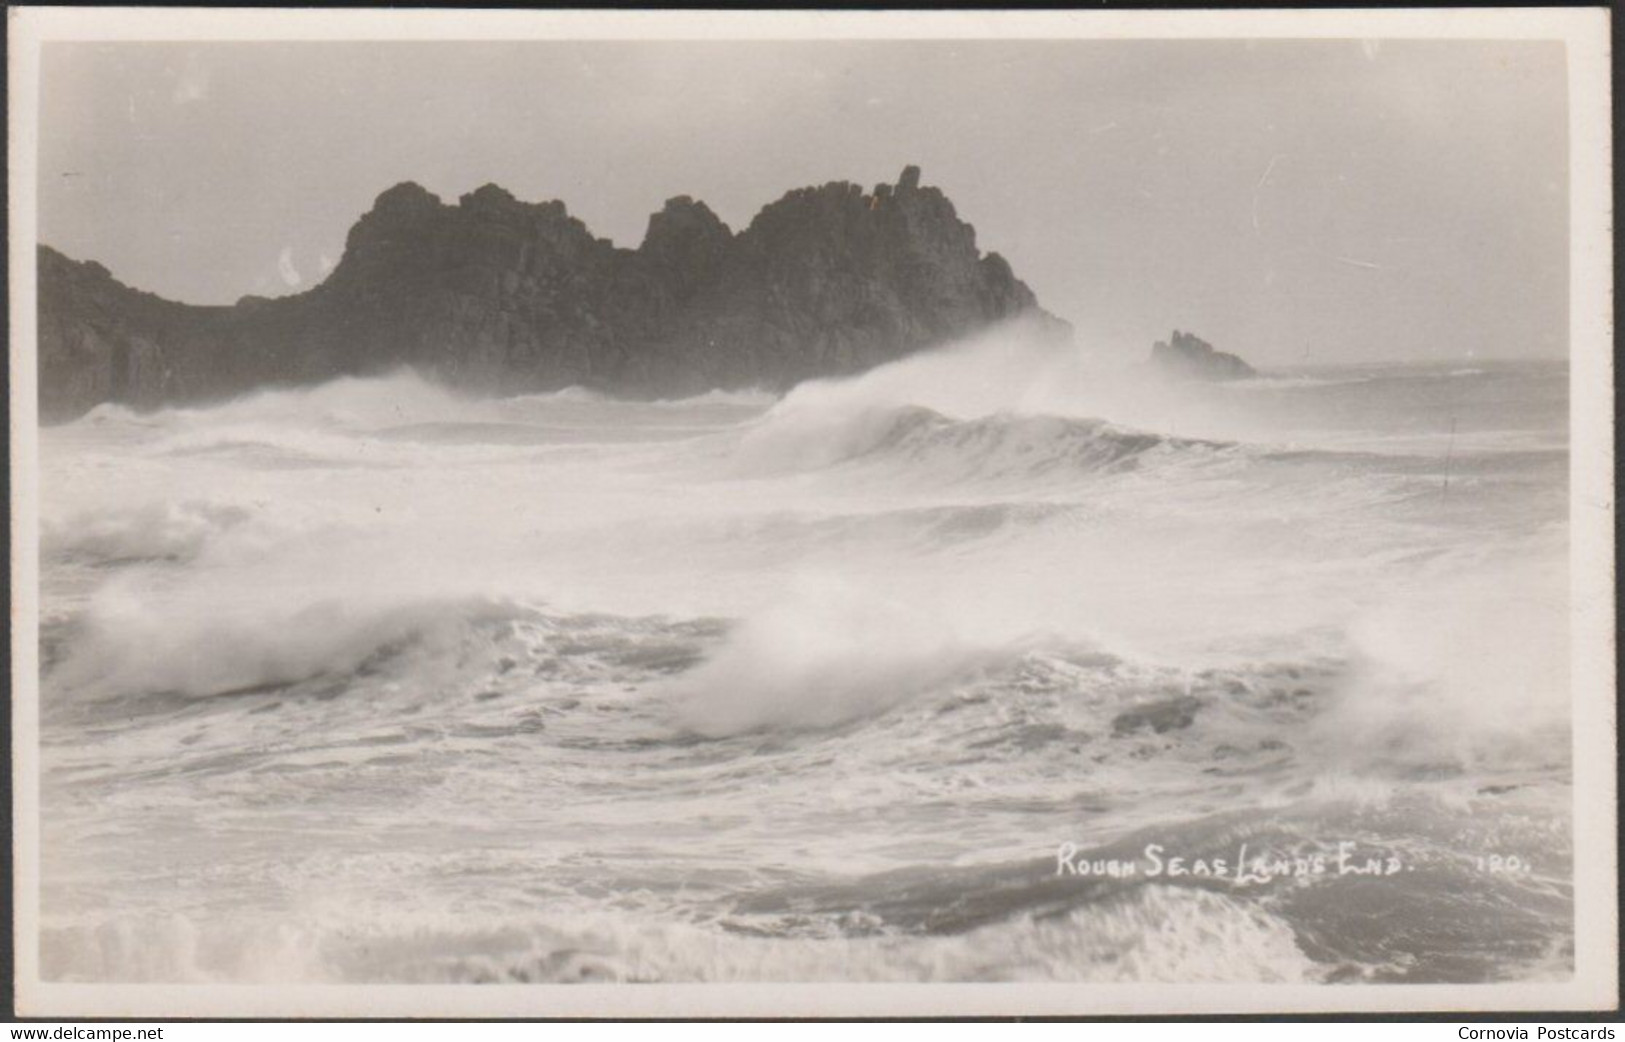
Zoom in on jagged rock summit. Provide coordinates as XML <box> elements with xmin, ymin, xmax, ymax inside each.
<box><xmin>37</xmin><ymin>165</ymin><xmax>1069</xmax><ymax>421</ymax></box>
<box><xmin>1149</xmin><ymin>330</ymin><xmax>1256</xmax><ymax>382</ymax></box>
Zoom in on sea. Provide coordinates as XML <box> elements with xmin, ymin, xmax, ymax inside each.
<box><xmin>36</xmin><ymin>322</ymin><xmax>1574</xmax><ymax>984</ymax></box>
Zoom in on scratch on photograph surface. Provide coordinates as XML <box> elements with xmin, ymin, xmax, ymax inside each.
<box><xmin>1252</xmin><ymin>154</ymin><xmax>1288</xmax><ymax>234</ymax></box>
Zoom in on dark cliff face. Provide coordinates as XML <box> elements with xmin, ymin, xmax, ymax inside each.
<box><xmin>1149</xmin><ymin>330</ymin><xmax>1256</xmax><ymax>382</ymax></box>
<box><xmin>36</xmin><ymin>166</ymin><xmax>1068</xmax><ymax>422</ymax></box>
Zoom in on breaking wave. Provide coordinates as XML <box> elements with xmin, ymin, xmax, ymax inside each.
<box><xmin>38</xmin><ymin>321</ymin><xmax>1573</xmax><ymax>985</ymax></box>
<box><xmin>735</xmin><ymin>403</ymin><xmax>1228</xmax><ymax>481</ymax></box>
<box><xmin>41</xmin><ymin>883</ymin><xmax>1321</xmax><ymax>984</ymax></box>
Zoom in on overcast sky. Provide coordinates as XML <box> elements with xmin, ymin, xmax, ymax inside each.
<box><xmin>38</xmin><ymin>39</ymin><xmax>1567</xmax><ymax>366</ymax></box>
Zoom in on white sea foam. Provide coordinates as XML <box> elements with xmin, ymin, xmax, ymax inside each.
<box><xmin>667</xmin><ymin>573</ymin><xmax>993</xmax><ymax>736</ymax></box>
<box><xmin>37</xmin><ymin>328</ymin><xmax>1572</xmax><ymax>984</ymax></box>
<box><xmin>41</xmin><ymin>884</ymin><xmax>1319</xmax><ymax>984</ymax></box>
<box><xmin>1311</xmin><ymin>551</ymin><xmax>1570</xmax><ymax>773</ymax></box>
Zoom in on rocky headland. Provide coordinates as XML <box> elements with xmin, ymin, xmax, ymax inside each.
<box><xmin>37</xmin><ymin>165</ymin><xmax>1070</xmax><ymax>422</ymax></box>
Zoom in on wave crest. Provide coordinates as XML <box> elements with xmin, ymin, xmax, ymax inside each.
<box><xmin>737</xmin><ymin>403</ymin><xmax>1226</xmax><ymax>481</ymax></box>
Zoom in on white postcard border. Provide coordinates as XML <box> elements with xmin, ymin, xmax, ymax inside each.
<box><xmin>8</xmin><ymin>5</ymin><xmax>1615</xmax><ymax>1018</ymax></box>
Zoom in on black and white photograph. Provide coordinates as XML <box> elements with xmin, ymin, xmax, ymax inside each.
<box><xmin>8</xmin><ymin>7</ymin><xmax>1616</xmax><ymax>1019</ymax></box>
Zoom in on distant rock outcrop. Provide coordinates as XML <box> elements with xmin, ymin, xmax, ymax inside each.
<box><xmin>37</xmin><ymin>166</ymin><xmax>1069</xmax><ymax>422</ymax></box>
<box><xmin>1149</xmin><ymin>330</ymin><xmax>1256</xmax><ymax>382</ymax></box>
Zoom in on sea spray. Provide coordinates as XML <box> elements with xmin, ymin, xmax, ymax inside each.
<box><xmin>38</xmin><ymin>348</ymin><xmax>1573</xmax><ymax>984</ymax></box>
<box><xmin>667</xmin><ymin>573</ymin><xmax>994</xmax><ymax>736</ymax></box>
